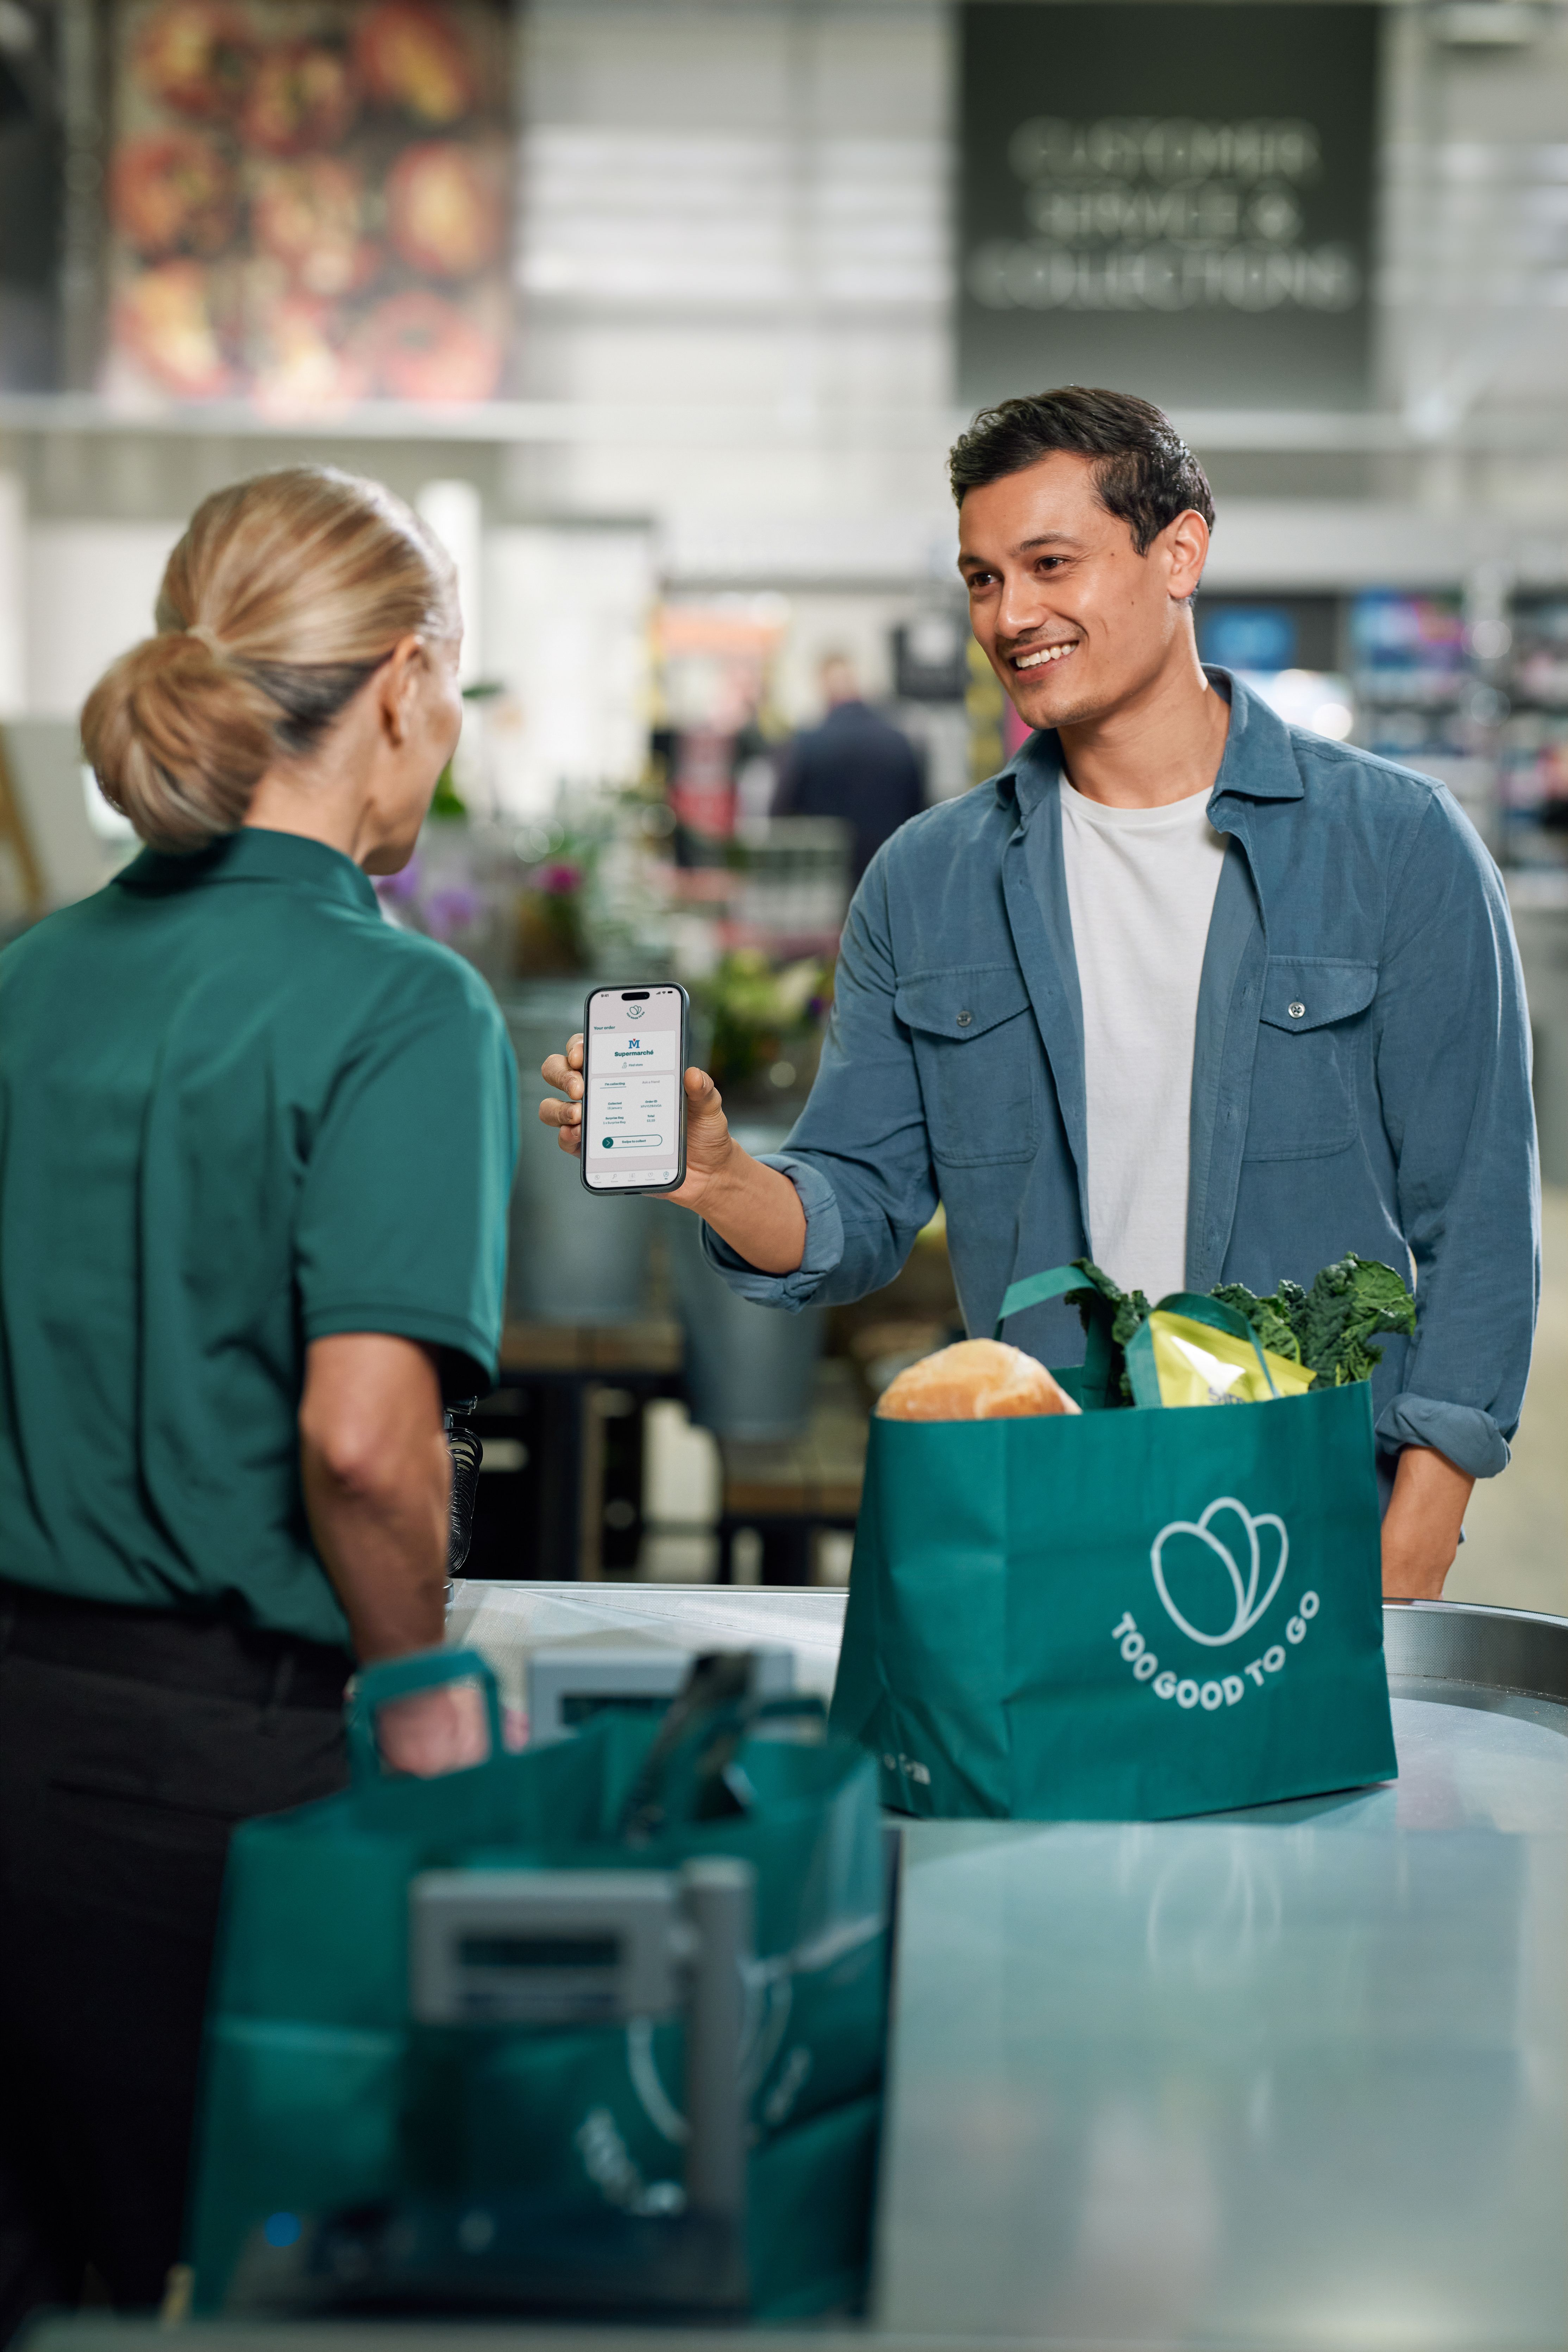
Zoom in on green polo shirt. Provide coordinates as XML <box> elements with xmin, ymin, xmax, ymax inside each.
<box><xmin>0</xmin><ymin>828</ymin><xmax>518</xmax><ymax>1648</ymax></box>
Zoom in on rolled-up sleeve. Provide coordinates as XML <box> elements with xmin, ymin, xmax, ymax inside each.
<box><xmin>1372</xmin><ymin>791</ymin><xmax>1539</xmax><ymax>1478</ymax></box>
<box><xmin>700</xmin><ymin>1153</ymin><xmax>846</xmax><ymax>1306</ymax></box>
<box><xmin>699</xmin><ymin>846</ymin><xmax>938</xmax><ymax>1310</ymax></box>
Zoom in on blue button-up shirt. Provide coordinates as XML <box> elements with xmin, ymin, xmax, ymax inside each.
<box><xmin>704</xmin><ymin>673</ymin><xmax>1539</xmax><ymax>1481</ymax></box>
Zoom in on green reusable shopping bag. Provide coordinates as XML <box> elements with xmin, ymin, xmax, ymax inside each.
<box><xmin>829</xmin><ymin>1267</ymin><xmax>1397</xmax><ymax>1822</ymax></box>
<box><xmin>188</xmin><ymin>1649</ymin><xmax>888</xmax><ymax>2321</ymax></box>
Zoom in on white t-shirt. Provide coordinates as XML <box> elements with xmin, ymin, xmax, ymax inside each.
<box><xmin>1058</xmin><ymin>776</ymin><xmax>1228</xmax><ymax>1302</ymax></box>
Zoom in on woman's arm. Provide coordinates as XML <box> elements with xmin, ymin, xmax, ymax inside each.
<box><xmin>301</xmin><ymin>1332</ymin><xmax>491</xmax><ymax>1775</ymax></box>
<box><xmin>299</xmin><ymin>1332</ymin><xmax>451</xmax><ymax>1660</ymax></box>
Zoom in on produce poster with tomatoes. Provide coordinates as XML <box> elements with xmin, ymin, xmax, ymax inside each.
<box><xmin>103</xmin><ymin>0</ymin><xmax>512</xmax><ymax>409</ymax></box>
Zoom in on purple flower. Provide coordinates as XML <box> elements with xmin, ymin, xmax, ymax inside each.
<box><xmin>427</xmin><ymin>886</ymin><xmax>483</xmax><ymax>941</ymax></box>
<box><xmin>375</xmin><ymin>860</ymin><xmax>422</xmax><ymax>903</ymax></box>
<box><xmin>537</xmin><ymin>862</ymin><xmax>584</xmax><ymax>896</ymax></box>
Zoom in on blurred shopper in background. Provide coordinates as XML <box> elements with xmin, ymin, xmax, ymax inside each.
<box><xmin>0</xmin><ymin>469</ymin><xmax>515</xmax><ymax>2334</ymax></box>
<box><xmin>772</xmin><ymin>652</ymin><xmax>924</xmax><ymax>885</ymax></box>
<box><xmin>542</xmin><ymin>389</ymin><xmax>1538</xmax><ymax>1607</ymax></box>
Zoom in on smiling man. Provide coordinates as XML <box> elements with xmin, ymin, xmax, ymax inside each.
<box><xmin>542</xmin><ymin>387</ymin><xmax>1539</xmax><ymax>1597</ymax></box>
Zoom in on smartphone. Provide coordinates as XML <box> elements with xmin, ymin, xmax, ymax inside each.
<box><xmin>578</xmin><ymin>982</ymin><xmax>690</xmax><ymax>1196</ymax></box>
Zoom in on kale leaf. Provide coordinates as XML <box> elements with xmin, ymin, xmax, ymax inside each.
<box><xmin>1215</xmin><ymin>1258</ymin><xmax>1416</xmax><ymax>1384</ymax></box>
<box><xmin>1294</xmin><ymin>1253</ymin><xmax>1418</xmax><ymax>1384</ymax></box>
<box><xmin>1065</xmin><ymin>1259</ymin><xmax>1152</xmax><ymax>1349</ymax></box>
<box><xmin>1064</xmin><ymin>1260</ymin><xmax>1151</xmax><ymax>1402</ymax></box>
<box><xmin>1211</xmin><ymin>1280</ymin><xmax>1307</xmax><ymax>1366</ymax></box>
<box><xmin>1064</xmin><ymin>1252</ymin><xmax>1415</xmax><ymax>1402</ymax></box>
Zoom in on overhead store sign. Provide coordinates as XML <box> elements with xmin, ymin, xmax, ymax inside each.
<box><xmin>959</xmin><ymin>2</ymin><xmax>1379</xmax><ymax>410</ymax></box>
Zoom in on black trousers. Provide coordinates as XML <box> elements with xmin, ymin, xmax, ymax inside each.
<box><xmin>0</xmin><ymin>1585</ymin><xmax>351</xmax><ymax>2341</ymax></box>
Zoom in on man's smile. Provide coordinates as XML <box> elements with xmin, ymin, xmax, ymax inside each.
<box><xmin>1012</xmin><ymin>642</ymin><xmax>1079</xmax><ymax>671</ymax></box>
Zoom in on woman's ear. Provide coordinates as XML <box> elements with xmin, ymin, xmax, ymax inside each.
<box><xmin>377</xmin><ymin>636</ymin><xmax>426</xmax><ymax>748</ymax></box>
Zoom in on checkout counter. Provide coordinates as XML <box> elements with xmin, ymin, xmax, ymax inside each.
<box><xmin>40</xmin><ymin>1587</ymin><xmax>1567</xmax><ymax>2351</ymax></box>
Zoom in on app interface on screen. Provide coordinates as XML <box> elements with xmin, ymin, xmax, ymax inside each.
<box><xmin>585</xmin><ymin>990</ymin><xmax>682</xmax><ymax>1187</ymax></box>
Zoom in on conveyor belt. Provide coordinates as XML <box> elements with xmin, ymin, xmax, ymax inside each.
<box><xmin>878</xmin><ymin>1736</ymin><xmax>1566</xmax><ymax>2347</ymax></box>
<box><xmin>451</xmin><ymin>1586</ymin><xmax>1567</xmax><ymax>2347</ymax></box>
<box><xmin>38</xmin><ymin>1594</ymin><xmax>1567</xmax><ymax>2352</ymax></box>
<box><xmin>446</xmin><ymin>1577</ymin><xmax>848</xmax><ymax>1705</ymax></box>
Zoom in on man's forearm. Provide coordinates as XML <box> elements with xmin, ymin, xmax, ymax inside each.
<box><xmin>1381</xmin><ymin>1444</ymin><xmax>1474</xmax><ymax>1601</ymax></box>
<box><xmin>694</xmin><ymin>1143</ymin><xmax>808</xmax><ymax>1275</ymax></box>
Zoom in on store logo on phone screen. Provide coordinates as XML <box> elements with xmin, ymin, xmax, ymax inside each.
<box><xmin>626</xmin><ymin>1006</ymin><xmax>644</xmax><ymax>1018</ymax></box>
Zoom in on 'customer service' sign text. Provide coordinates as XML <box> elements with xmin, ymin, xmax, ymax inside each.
<box><xmin>960</xmin><ymin>5</ymin><xmax>1378</xmax><ymax>409</ymax></box>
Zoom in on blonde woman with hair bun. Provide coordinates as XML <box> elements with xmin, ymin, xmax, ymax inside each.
<box><xmin>0</xmin><ymin>466</ymin><xmax>518</xmax><ymax>2328</ymax></box>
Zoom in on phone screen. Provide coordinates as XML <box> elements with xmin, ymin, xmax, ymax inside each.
<box><xmin>583</xmin><ymin>987</ymin><xmax>684</xmax><ymax>1190</ymax></box>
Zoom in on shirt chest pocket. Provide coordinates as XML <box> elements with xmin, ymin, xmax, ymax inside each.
<box><xmin>895</xmin><ymin>966</ymin><xmax>1039</xmax><ymax>1167</ymax></box>
<box><xmin>1244</xmin><ymin>956</ymin><xmax>1378</xmax><ymax>1162</ymax></box>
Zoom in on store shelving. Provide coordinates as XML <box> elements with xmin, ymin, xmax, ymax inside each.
<box><xmin>1348</xmin><ymin>589</ymin><xmax>1500</xmax><ymax>850</ymax></box>
<box><xmin>1501</xmin><ymin>594</ymin><xmax>1568</xmax><ymax>879</ymax></box>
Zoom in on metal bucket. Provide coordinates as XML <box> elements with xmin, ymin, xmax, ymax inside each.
<box><xmin>666</xmin><ymin>1123</ymin><xmax>827</xmax><ymax>1441</ymax></box>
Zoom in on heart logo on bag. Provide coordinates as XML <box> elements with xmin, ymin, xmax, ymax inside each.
<box><xmin>1150</xmin><ymin>1496</ymin><xmax>1289</xmax><ymax>1648</ymax></box>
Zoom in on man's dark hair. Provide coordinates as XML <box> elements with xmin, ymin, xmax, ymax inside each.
<box><xmin>948</xmin><ymin>387</ymin><xmax>1215</xmax><ymax>554</ymax></box>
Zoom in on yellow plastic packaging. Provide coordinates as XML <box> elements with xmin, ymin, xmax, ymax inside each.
<box><xmin>1147</xmin><ymin>1310</ymin><xmax>1318</xmax><ymax>1409</ymax></box>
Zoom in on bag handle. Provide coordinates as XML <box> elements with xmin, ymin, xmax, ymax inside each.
<box><xmin>1123</xmin><ymin>1291</ymin><xmax>1280</xmax><ymax>1411</ymax></box>
<box><xmin>345</xmin><ymin>1645</ymin><xmax>505</xmax><ymax>1786</ymax></box>
<box><xmin>994</xmin><ymin>1270</ymin><xmax>1281</xmax><ymax>1412</ymax></box>
<box><xmin>993</xmin><ymin>1263</ymin><xmax>1116</xmax><ymax>1408</ymax></box>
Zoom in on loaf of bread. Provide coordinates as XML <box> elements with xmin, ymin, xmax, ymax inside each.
<box><xmin>876</xmin><ymin>1339</ymin><xmax>1080</xmax><ymax>1421</ymax></box>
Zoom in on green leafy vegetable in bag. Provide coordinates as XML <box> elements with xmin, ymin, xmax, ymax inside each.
<box><xmin>1214</xmin><ymin>1256</ymin><xmax>1418</xmax><ymax>1386</ymax></box>
<box><xmin>1066</xmin><ymin>1253</ymin><xmax>1416</xmax><ymax>1403</ymax></box>
<box><xmin>1066</xmin><ymin>1260</ymin><xmax>1153</xmax><ymax>1361</ymax></box>
<box><xmin>1211</xmin><ymin>1282</ymin><xmax>1307</xmax><ymax>1368</ymax></box>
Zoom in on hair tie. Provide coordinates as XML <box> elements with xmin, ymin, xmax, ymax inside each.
<box><xmin>186</xmin><ymin>622</ymin><xmax>225</xmax><ymax>656</ymax></box>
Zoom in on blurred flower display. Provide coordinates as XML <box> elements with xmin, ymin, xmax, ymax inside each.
<box><xmin>374</xmin><ymin>789</ymin><xmax>675</xmax><ymax>990</ymax></box>
<box><xmin>693</xmin><ymin>949</ymin><xmax>833</xmax><ymax>1100</ymax></box>
<box><xmin>102</xmin><ymin>0</ymin><xmax>512</xmax><ymax>411</ymax></box>
<box><xmin>514</xmin><ymin>830</ymin><xmax>598</xmax><ymax>977</ymax></box>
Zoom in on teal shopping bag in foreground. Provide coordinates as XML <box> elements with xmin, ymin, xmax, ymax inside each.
<box><xmin>189</xmin><ymin>1651</ymin><xmax>888</xmax><ymax>2322</ymax></box>
<box><xmin>830</xmin><ymin>1268</ymin><xmax>1397</xmax><ymax>1821</ymax></box>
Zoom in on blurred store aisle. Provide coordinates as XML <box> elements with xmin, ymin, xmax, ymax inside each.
<box><xmin>1448</xmin><ymin>1186</ymin><xmax>1568</xmax><ymax>1617</ymax></box>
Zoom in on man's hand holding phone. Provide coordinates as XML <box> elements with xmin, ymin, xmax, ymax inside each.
<box><xmin>540</xmin><ymin>1035</ymin><xmax>730</xmax><ymax>1211</ymax></box>
<box><xmin>539</xmin><ymin>1036</ymin><xmax>808</xmax><ymax>1276</ymax></box>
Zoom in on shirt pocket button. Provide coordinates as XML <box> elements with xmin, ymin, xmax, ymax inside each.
<box><xmin>1288</xmin><ymin>1002</ymin><xmax>1306</xmax><ymax>1019</ymax></box>
<box><xmin>956</xmin><ymin>1010</ymin><xmax>973</xmax><ymax>1027</ymax></box>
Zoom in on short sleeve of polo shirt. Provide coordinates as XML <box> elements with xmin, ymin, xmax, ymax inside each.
<box><xmin>294</xmin><ymin>955</ymin><xmax>518</xmax><ymax>1396</ymax></box>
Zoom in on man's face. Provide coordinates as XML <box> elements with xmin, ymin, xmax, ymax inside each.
<box><xmin>958</xmin><ymin>451</ymin><xmax>1206</xmax><ymax>732</ymax></box>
